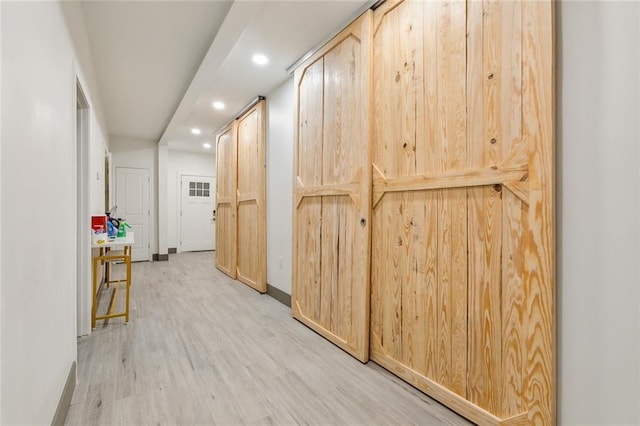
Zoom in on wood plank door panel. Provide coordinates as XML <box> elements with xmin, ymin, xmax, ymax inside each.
<box><xmin>236</xmin><ymin>101</ymin><xmax>267</xmax><ymax>293</ymax></box>
<box><xmin>292</xmin><ymin>12</ymin><xmax>372</xmax><ymax>362</ymax></box>
<box><xmin>369</xmin><ymin>0</ymin><xmax>554</xmax><ymax>424</ymax></box>
<box><xmin>215</xmin><ymin>123</ymin><xmax>237</xmax><ymax>278</ymax></box>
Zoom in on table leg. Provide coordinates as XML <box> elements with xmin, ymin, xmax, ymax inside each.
<box><xmin>125</xmin><ymin>246</ymin><xmax>131</xmax><ymax>323</ymax></box>
<box><xmin>105</xmin><ymin>248</ymin><xmax>110</xmax><ymax>288</ymax></box>
<box><xmin>91</xmin><ymin>254</ymin><xmax>98</xmax><ymax>329</ymax></box>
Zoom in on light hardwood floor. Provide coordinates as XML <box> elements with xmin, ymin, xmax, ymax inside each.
<box><xmin>67</xmin><ymin>252</ymin><xmax>473</xmax><ymax>425</ymax></box>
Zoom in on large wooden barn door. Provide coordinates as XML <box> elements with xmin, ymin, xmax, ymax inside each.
<box><xmin>235</xmin><ymin>101</ymin><xmax>267</xmax><ymax>293</ymax></box>
<box><xmin>215</xmin><ymin>123</ymin><xmax>237</xmax><ymax>278</ymax></box>
<box><xmin>292</xmin><ymin>12</ymin><xmax>372</xmax><ymax>362</ymax></box>
<box><xmin>369</xmin><ymin>0</ymin><xmax>554</xmax><ymax>424</ymax></box>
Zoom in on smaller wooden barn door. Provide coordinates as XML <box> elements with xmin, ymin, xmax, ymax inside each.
<box><xmin>292</xmin><ymin>12</ymin><xmax>372</xmax><ymax>362</ymax></box>
<box><xmin>215</xmin><ymin>123</ymin><xmax>237</xmax><ymax>278</ymax></box>
<box><xmin>235</xmin><ymin>101</ymin><xmax>266</xmax><ymax>293</ymax></box>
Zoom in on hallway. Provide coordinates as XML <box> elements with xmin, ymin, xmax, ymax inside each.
<box><xmin>66</xmin><ymin>252</ymin><xmax>471</xmax><ymax>425</ymax></box>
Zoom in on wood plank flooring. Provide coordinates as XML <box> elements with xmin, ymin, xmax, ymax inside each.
<box><xmin>66</xmin><ymin>252</ymin><xmax>473</xmax><ymax>425</ymax></box>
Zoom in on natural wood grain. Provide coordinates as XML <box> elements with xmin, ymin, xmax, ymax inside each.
<box><xmin>369</xmin><ymin>0</ymin><xmax>553</xmax><ymax>423</ymax></box>
<box><xmin>320</xmin><ymin>196</ymin><xmax>338</xmax><ymax>330</ymax></box>
<box><xmin>423</xmin><ymin>191</ymin><xmax>439</xmax><ymax>380</ymax></box>
<box><xmin>438</xmin><ymin>0</ymin><xmax>468</xmax><ymax>396</ymax></box>
<box><xmin>467</xmin><ymin>185</ymin><xmax>503</xmax><ymax>414</ymax></box>
<box><xmin>433</xmin><ymin>0</ymin><xmax>461</xmax><ymax>397</ymax></box>
<box><xmin>372</xmin><ymin>161</ymin><xmax>527</xmax><ymax>207</ymax></box>
<box><xmin>497</xmin><ymin>0</ymin><xmax>523</xmax><ymax>164</ymax></box>
<box><xmin>502</xmin><ymin>141</ymin><xmax>530</xmax><ymax>171</ymax></box>
<box><xmin>237</xmin><ymin>200</ymin><xmax>258</xmax><ymax>285</ymax></box>
<box><xmin>467</xmin><ymin>0</ymin><xmax>504</xmax><ymax>414</ymax></box>
<box><xmin>465</xmin><ymin>1</ymin><xmax>486</xmax><ymax>413</ymax></box>
<box><xmin>423</xmin><ymin>0</ymin><xmax>440</xmax><ymax>383</ymax></box>
<box><xmin>292</xmin><ymin>12</ymin><xmax>372</xmax><ymax>362</ymax></box>
<box><xmin>371</xmin><ymin>0</ymin><xmax>475</xmax><ymax>412</ymax></box>
<box><xmin>214</xmin><ymin>204</ymin><xmax>233</xmax><ymax>277</ymax></box>
<box><xmin>371</xmin><ymin>351</ymin><xmax>516</xmax><ymax>426</ymax></box>
<box><xmin>501</xmin><ymin>190</ymin><xmax>526</xmax><ymax>417</ymax></box>
<box><xmin>522</xmin><ymin>1</ymin><xmax>555</xmax><ymax>424</ymax></box>
<box><xmin>377</xmin><ymin>193</ymin><xmax>403</xmax><ymax>363</ymax></box>
<box><xmin>325</xmin><ymin>17</ymin><xmax>373</xmax><ymax>361</ymax></box>
<box><xmin>236</xmin><ymin>101</ymin><xmax>267</xmax><ymax>293</ymax></box>
<box><xmin>215</xmin><ymin>124</ymin><xmax>237</xmax><ymax>278</ymax></box>
<box><xmin>503</xmin><ymin>181</ymin><xmax>530</xmax><ymax>206</ymax></box>
<box><xmin>296</xmin><ymin>59</ymin><xmax>324</xmax><ymax>189</ymax></box>
<box><xmin>489</xmin><ymin>4</ymin><xmax>525</xmax><ymax>415</ymax></box>
<box><xmin>424</xmin><ymin>2</ymin><xmax>440</xmax><ymax>374</ymax></box>
<box><xmin>371</xmin><ymin>0</ymin><xmax>427</xmax><ymax>378</ymax></box>
<box><xmin>436</xmin><ymin>2</ymin><xmax>469</xmax><ymax>393</ymax></box>
<box><xmin>292</xmin><ymin>57</ymin><xmax>324</xmax><ymax>324</ymax></box>
<box><xmin>237</xmin><ymin>192</ymin><xmax>259</xmax><ymax>203</ymax></box>
<box><xmin>447</xmin><ymin>187</ymin><xmax>468</xmax><ymax>396</ymax></box>
<box><xmin>372</xmin><ymin>0</ymin><xmax>424</xmax><ymax>180</ymax></box>
<box><xmin>294</xmin><ymin>169</ymin><xmax>362</xmax><ymax>208</ymax></box>
<box><xmin>215</xmin><ymin>196</ymin><xmax>233</xmax><ymax>204</ymax></box>
<box><xmin>293</xmin><ymin>198</ymin><xmax>322</xmax><ymax>322</ymax></box>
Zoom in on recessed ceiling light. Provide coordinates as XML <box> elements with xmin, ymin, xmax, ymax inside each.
<box><xmin>191</xmin><ymin>128</ymin><xmax>201</xmax><ymax>135</ymax></box>
<box><xmin>252</xmin><ymin>54</ymin><xmax>269</xmax><ymax>66</ymax></box>
<box><xmin>203</xmin><ymin>143</ymin><xmax>212</xmax><ymax>149</ymax></box>
<box><xmin>212</xmin><ymin>101</ymin><xmax>225</xmax><ymax>110</ymax></box>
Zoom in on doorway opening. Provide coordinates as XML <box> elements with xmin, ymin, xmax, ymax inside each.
<box><xmin>76</xmin><ymin>80</ymin><xmax>91</xmax><ymax>336</ymax></box>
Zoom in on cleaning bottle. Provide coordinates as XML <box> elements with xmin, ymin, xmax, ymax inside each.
<box><xmin>118</xmin><ymin>221</ymin><xmax>132</xmax><ymax>238</ymax></box>
<box><xmin>107</xmin><ymin>220</ymin><xmax>117</xmax><ymax>239</ymax></box>
<box><xmin>92</xmin><ymin>225</ymin><xmax>107</xmax><ymax>245</ymax></box>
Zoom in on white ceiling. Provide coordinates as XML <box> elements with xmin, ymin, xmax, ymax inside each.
<box><xmin>82</xmin><ymin>0</ymin><xmax>372</xmax><ymax>155</ymax></box>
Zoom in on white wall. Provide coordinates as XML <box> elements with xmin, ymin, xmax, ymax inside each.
<box><xmin>158</xmin><ymin>144</ymin><xmax>168</xmax><ymax>257</ymax></box>
<box><xmin>59</xmin><ymin>1</ymin><xmax>109</xmax><ymax>216</ymax></box>
<box><xmin>167</xmin><ymin>149</ymin><xmax>215</xmax><ymax>249</ymax></box>
<box><xmin>111</xmin><ymin>137</ymin><xmax>157</xmax><ymax>258</ymax></box>
<box><xmin>0</xmin><ymin>1</ymin><xmax>4</xmax><ymax>421</ymax></box>
<box><xmin>111</xmin><ymin>143</ymin><xmax>216</xmax><ymax>256</ymax></box>
<box><xmin>559</xmin><ymin>2</ymin><xmax>640</xmax><ymax>424</ymax></box>
<box><xmin>0</xmin><ymin>2</ymin><xmax>108</xmax><ymax>423</ymax></box>
<box><xmin>266</xmin><ymin>78</ymin><xmax>294</xmax><ymax>294</ymax></box>
<box><xmin>59</xmin><ymin>2</ymin><xmax>110</xmax><ymax>337</ymax></box>
<box><xmin>89</xmin><ymin>113</ymin><xmax>107</xmax><ymax>215</ymax></box>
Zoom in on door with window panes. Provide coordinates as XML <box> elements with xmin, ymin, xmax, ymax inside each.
<box><xmin>180</xmin><ymin>175</ymin><xmax>215</xmax><ymax>252</ymax></box>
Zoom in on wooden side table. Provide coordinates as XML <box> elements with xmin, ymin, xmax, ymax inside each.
<box><xmin>91</xmin><ymin>233</ymin><xmax>134</xmax><ymax>329</ymax></box>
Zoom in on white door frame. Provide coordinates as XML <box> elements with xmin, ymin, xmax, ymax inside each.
<box><xmin>178</xmin><ymin>173</ymin><xmax>215</xmax><ymax>252</ymax></box>
<box><xmin>76</xmin><ymin>80</ymin><xmax>91</xmax><ymax>337</ymax></box>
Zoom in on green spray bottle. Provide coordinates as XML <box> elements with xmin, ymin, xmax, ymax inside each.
<box><xmin>117</xmin><ymin>220</ymin><xmax>132</xmax><ymax>238</ymax></box>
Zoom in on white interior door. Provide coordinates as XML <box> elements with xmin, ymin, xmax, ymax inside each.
<box><xmin>180</xmin><ymin>175</ymin><xmax>215</xmax><ymax>252</ymax></box>
<box><xmin>116</xmin><ymin>167</ymin><xmax>150</xmax><ymax>261</ymax></box>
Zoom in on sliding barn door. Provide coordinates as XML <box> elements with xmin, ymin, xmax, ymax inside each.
<box><xmin>235</xmin><ymin>101</ymin><xmax>266</xmax><ymax>293</ymax></box>
<box><xmin>292</xmin><ymin>12</ymin><xmax>372</xmax><ymax>362</ymax></box>
<box><xmin>215</xmin><ymin>123</ymin><xmax>237</xmax><ymax>278</ymax></box>
<box><xmin>369</xmin><ymin>0</ymin><xmax>554</xmax><ymax>424</ymax></box>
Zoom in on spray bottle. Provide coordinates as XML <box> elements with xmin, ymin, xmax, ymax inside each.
<box><xmin>118</xmin><ymin>220</ymin><xmax>132</xmax><ymax>238</ymax></box>
<box><xmin>107</xmin><ymin>220</ymin><xmax>117</xmax><ymax>239</ymax></box>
